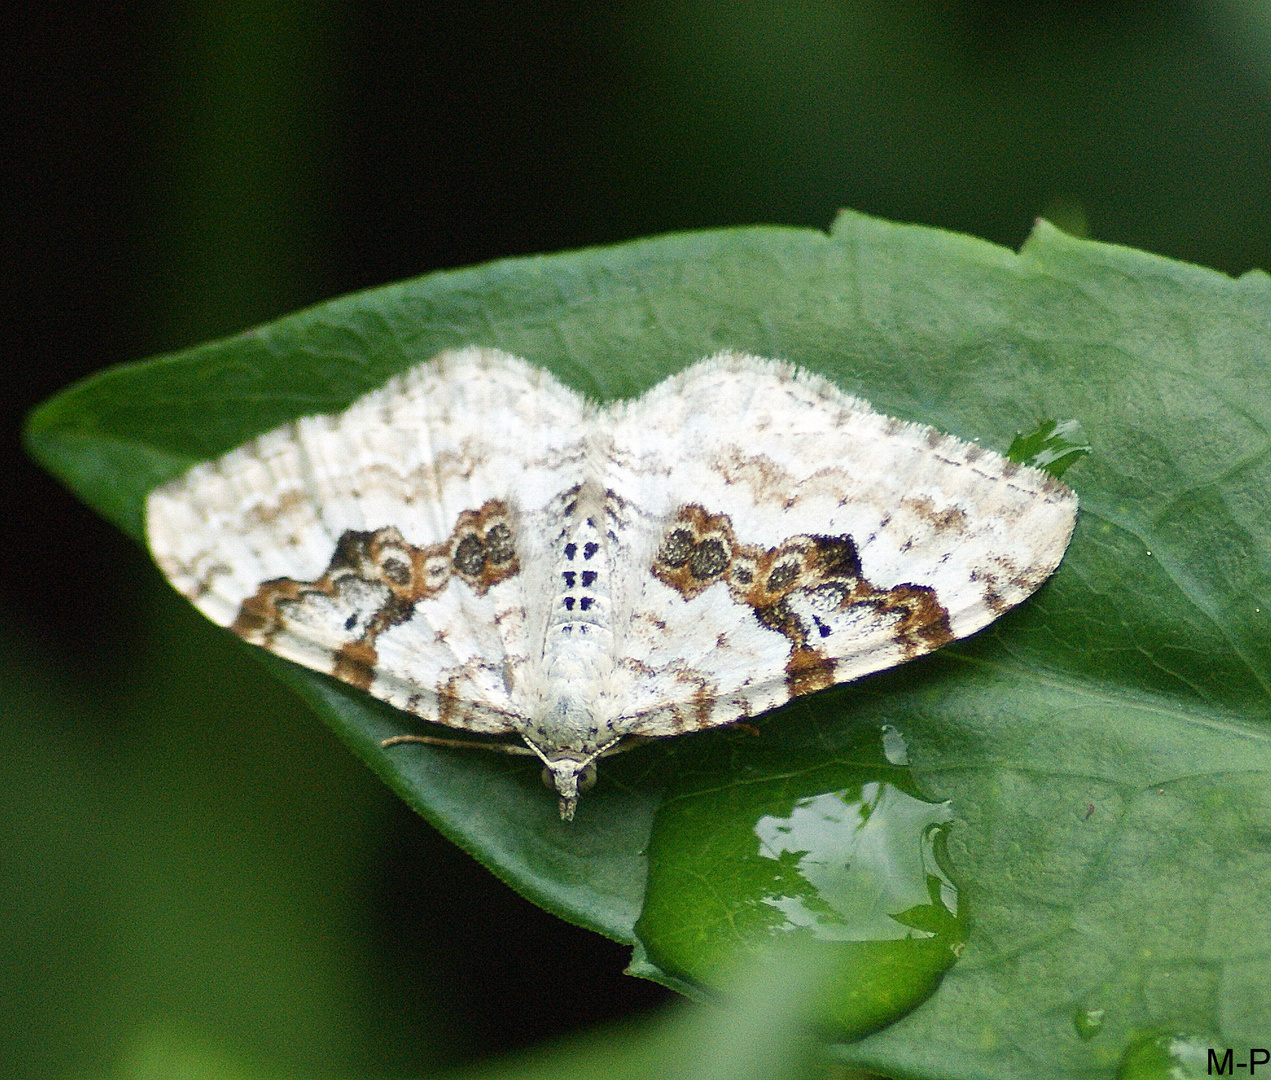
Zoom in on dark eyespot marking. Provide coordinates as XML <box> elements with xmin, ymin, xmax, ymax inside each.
<box><xmin>767</xmin><ymin>561</ymin><xmax>799</xmax><ymax>591</ymax></box>
<box><xmin>579</xmin><ymin>597</ymin><xmax>594</xmax><ymax>611</ymax></box>
<box><xmin>689</xmin><ymin>538</ymin><xmax>729</xmax><ymax>580</ymax></box>
<box><xmin>344</xmin><ymin>614</ymin><xmax>358</xmax><ymax>631</ymax></box>
<box><xmin>562</xmin><ymin>571</ymin><xmax>577</xmax><ymax>587</ymax></box>
<box><xmin>583</xmin><ymin>542</ymin><xmax>599</xmax><ymax>560</ymax></box>
<box><xmin>659</xmin><ymin>529</ymin><xmax>694</xmax><ymax>568</ymax></box>
<box><xmin>381</xmin><ymin>557</ymin><xmax>410</xmax><ymax>586</ymax></box>
<box><xmin>565</xmin><ymin>542</ymin><xmax>578</xmax><ymax>560</ymax></box>
<box><xmin>564</xmin><ymin>597</ymin><xmax>576</xmax><ymax>610</ymax></box>
<box><xmin>813</xmin><ymin>616</ymin><xmax>832</xmax><ymax>638</ymax></box>
<box><xmin>581</xmin><ymin>570</ymin><xmax>597</xmax><ymax>587</ymax></box>
<box><xmin>453</xmin><ymin>533</ymin><xmax>486</xmax><ymax>576</ymax></box>
<box><xmin>484</xmin><ymin>523</ymin><xmax>515</xmax><ymax>564</ymax></box>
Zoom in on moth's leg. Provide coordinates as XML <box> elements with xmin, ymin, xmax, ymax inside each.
<box><xmin>592</xmin><ymin>725</ymin><xmax>756</xmax><ymax>761</ymax></box>
<box><xmin>596</xmin><ymin>735</ymin><xmax>656</xmax><ymax>758</ymax></box>
<box><xmin>380</xmin><ymin>733</ymin><xmax>538</xmax><ymax>756</ymax></box>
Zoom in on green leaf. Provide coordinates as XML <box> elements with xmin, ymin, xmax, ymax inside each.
<box><xmin>26</xmin><ymin>211</ymin><xmax>1271</xmax><ymax>1077</ymax></box>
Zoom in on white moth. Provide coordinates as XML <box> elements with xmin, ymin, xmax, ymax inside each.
<box><xmin>147</xmin><ymin>348</ymin><xmax>1077</xmax><ymax>819</ymax></box>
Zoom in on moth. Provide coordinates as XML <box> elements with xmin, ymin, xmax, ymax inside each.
<box><xmin>147</xmin><ymin>348</ymin><xmax>1077</xmax><ymax>818</ymax></box>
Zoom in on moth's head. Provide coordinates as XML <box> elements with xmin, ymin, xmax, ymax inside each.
<box><xmin>541</xmin><ymin>756</ymin><xmax>598</xmax><ymax>821</ymax></box>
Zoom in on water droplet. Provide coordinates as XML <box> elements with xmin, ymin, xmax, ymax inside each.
<box><xmin>752</xmin><ymin>785</ymin><xmax>955</xmax><ymax>942</ymax></box>
<box><xmin>1117</xmin><ymin>1031</ymin><xmax>1218</xmax><ymax>1079</ymax></box>
<box><xmin>1073</xmin><ymin>1005</ymin><xmax>1105</xmax><ymax>1041</ymax></box>
<box><xmin>881</xmin><ymin>723</ymin><xmax>909</xmax><ymax>765</ymax></box>
<box><xmin>636</xmin><ymin>725</ymin><xmax>965</xmax><ymax>1042</ymax></box>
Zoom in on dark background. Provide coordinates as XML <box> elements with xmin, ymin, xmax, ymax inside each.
<box><xmin>4</xmin><ymin>2</ymin><xmax>1271</xmax><ymax>1077</ymax></box>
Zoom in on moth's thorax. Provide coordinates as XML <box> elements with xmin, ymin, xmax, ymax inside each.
<box><xmin>530</xmin><ymin>479</ymin><xmax>620</xmax><ymax>754</ymax></box>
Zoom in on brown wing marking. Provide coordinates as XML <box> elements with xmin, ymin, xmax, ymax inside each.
<box><xmin>230</xmin><ymin>499</ymin><xmax>519</xmax><ymax>692</ymax></box>
<box><xmin>652</xmin><ymin>504</ymin><xmax>953</xmax><ymax>698</ymax></box>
